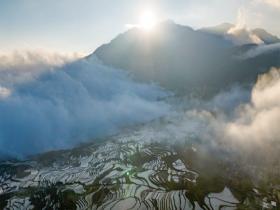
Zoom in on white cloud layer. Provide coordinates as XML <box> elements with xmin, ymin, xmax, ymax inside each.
<box><xmin>0</xmin><ymin>52</ymin><xmax>169</xmax><ymax>158</ymax></box>
<box><xmin>259</xmin><ymin>0</ymin><xmax>280</xmax><ymax>9</ymax></box>
<box><xmin>0</xmin><ymin>49</ymin><xmax>279</xmax><ymax>162</ymax></box>
<box><xmin>242</xmin><ymin>43</ymin><xmax>280</xmax><ymax>58</ymax></box>
<box><xmin>130</xmin><ymin>67</ymin><xmax>280</xmax><ymax>162</ymax></box>
<box><xmin>0</xmin><ymin>50</ymin><xmax>83</xmax><ymax>86</ymax></box>
<box><xmin>226</xmin><ymin>8</ymin><xmax>264</xmax><ymax>45</ymax></box>
<box><xmin>225</xmin><ymin>68</ymin><xmax>280</xmax><ymax>150</ymax></box>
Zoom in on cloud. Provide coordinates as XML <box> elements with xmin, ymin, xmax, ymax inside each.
<box><xmin>0</xmin><ymin>53</ymin><xmax>169</xmax><ymax>158</ymax></box>
<box><xmin>259</xmin><ymin>0</ymin><xmax>280</xmax><ymax>9</ymax></box>
<box><xmin>198</xmin><ymin>68</ymin><xmax>280</xmax><ymax>156</ymax></box>
<box><xmin>129</xmin><ymin>67</ymin><xmax>280</xmax><ymax>163</ymax></box>
<box><xmin>0</xmin><ymin>86</ymin><xmax>11</xmax><ymax>99</ymax></box>
<box><xmin>225</xmin><ymin>68</ymin><xmax>280</xmax><ymax>150</ymax></box>
<box><xmin>129</xmin><ymin>86</ymin><xmax>251</xmax><ymax>149</ymax></box>
<box><xmin>0</xmin><ymin>50</ymin><xmax>81</xmax><ymax>68</ymax></box>
<box><xmin>1</xmin><ymin>50</ymin><xmax>279</xmax><ymax>162</ymax></box>
<box><xmin>0</xmin><ymin>50</ymin><xmax>83</xmax><ymax>86</ymax></box>
<box><xmin>226</xmin><ymin>8</ymin><xmax>264</xmax><ymax>45</ymax></box>
<box><xmin>241</xmin><ymin>43</ymin><xmax>280</xmax><ymax>58</ymax></box>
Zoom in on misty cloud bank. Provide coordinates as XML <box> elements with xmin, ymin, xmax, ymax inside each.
<box><xmin>0</xmin><ymin>50</ymin><xmax>82</xmax><ymax>86</ymax></box>
<box><xmin>1</xmin><ymin>50</ymin><xmax>279</xmax><ymax>161</ymax></box>
<box><xmin>225</xmin><ymin>68</ymin><xmax>280</xmax><ymax>152</ymax></box>
<box><xmin>261</xmin><ymin>0</ymin><xmax>280</xmax><ymax>9</ymax></box>
<box><xmin>227</xmin><ymin>9</ymin><xmax>264</xmax><ymax>45</ymax></box>
<box><xmin>0</xmin><ymin>52</ymin><xmax>169</xmax><ymax>158</ymax></box>
<box><xmin>132</xmin><ymin>68</ymin><xmax>280</xmax><ymax>161</ymax></box>
<box><xmin>242</xmin><ymin>43</ymin><xmax>280</xmax><ymax>58</ymax></box>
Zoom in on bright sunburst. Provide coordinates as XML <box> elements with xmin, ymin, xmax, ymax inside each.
<box><xmin>139</xmin><ymin>10</ymin><xmax>157</xmax><ymax>31</ymax></box>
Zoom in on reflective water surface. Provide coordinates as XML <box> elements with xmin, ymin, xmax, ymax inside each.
<box><xmin>0</xmin><ymin>128</ymin><xmax>279</xmax><ymax>209</ymax></box>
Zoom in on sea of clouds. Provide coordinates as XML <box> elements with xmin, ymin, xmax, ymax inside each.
<box><xmin>1</xmin><ymin>49</ymin><xmax>279</xmax><ymax>162</ymax></box>
<box><xmin>131</xmin><ymin>67</ymin><xmax>280</xmax><ymax>163</ymax></box>
<box><xmin>0</xmin><ymin>51</ymin><xmax>169</xmax><ymax>159</ymax></box>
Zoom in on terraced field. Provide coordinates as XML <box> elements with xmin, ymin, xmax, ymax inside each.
<box><xmin>0</xmin><ymin>125</ymin><xmax>279</xmax><ymax>209</ymax></box>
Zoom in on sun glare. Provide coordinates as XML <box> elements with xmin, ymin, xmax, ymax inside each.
<box><xmin>139</xmin><ymin>10</ymin><xmax>157</xmax><ymax>31</ymax></box>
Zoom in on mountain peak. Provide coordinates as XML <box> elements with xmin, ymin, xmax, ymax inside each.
<box><xmin>92</xmin><ymin>20</ymin><xmax>280</xmax><ymax>96</ymax></box>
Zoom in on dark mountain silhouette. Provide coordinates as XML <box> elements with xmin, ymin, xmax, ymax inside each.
<box><xmin>92</xmin><ymin>21</ymin><xmax>280</xmax><ymax>96</ymax></box>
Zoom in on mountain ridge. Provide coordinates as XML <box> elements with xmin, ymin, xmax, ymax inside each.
<box><xmin>92</xmin><ymin>21</ymin><xmax>280</xmax><ymax>96</ymax></box>
<box><xmin>199</xmin><ymin>22</ymin><xmax>280</xmax><ymax>44</ymax></box>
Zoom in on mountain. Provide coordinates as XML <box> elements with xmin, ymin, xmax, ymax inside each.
<box><xmin>200</xmin><ymin>23</ymin><xmax>280</xmax><ymax>45</ymax></box>
<box><xmin>92</xmin><ymin>21</ymin><xmax>280</xmax><ymax>97</ymax></box>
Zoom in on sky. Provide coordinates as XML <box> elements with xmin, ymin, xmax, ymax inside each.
<box><xmin>0</xmin><ymin>0</ymin><xmax>279</xmax><ymax>54</ymax></box>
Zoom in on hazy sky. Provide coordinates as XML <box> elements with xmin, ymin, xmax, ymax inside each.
<box><xmin>0</xmin><ymin>0</ymin><xmax>279</xmax><ymax>54</ymax></box>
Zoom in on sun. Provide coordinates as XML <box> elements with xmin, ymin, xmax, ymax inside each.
<box><xmin>139</xmin><ymin>10</ymin><xmax>157</xmax><ymax>31</ymax></box>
